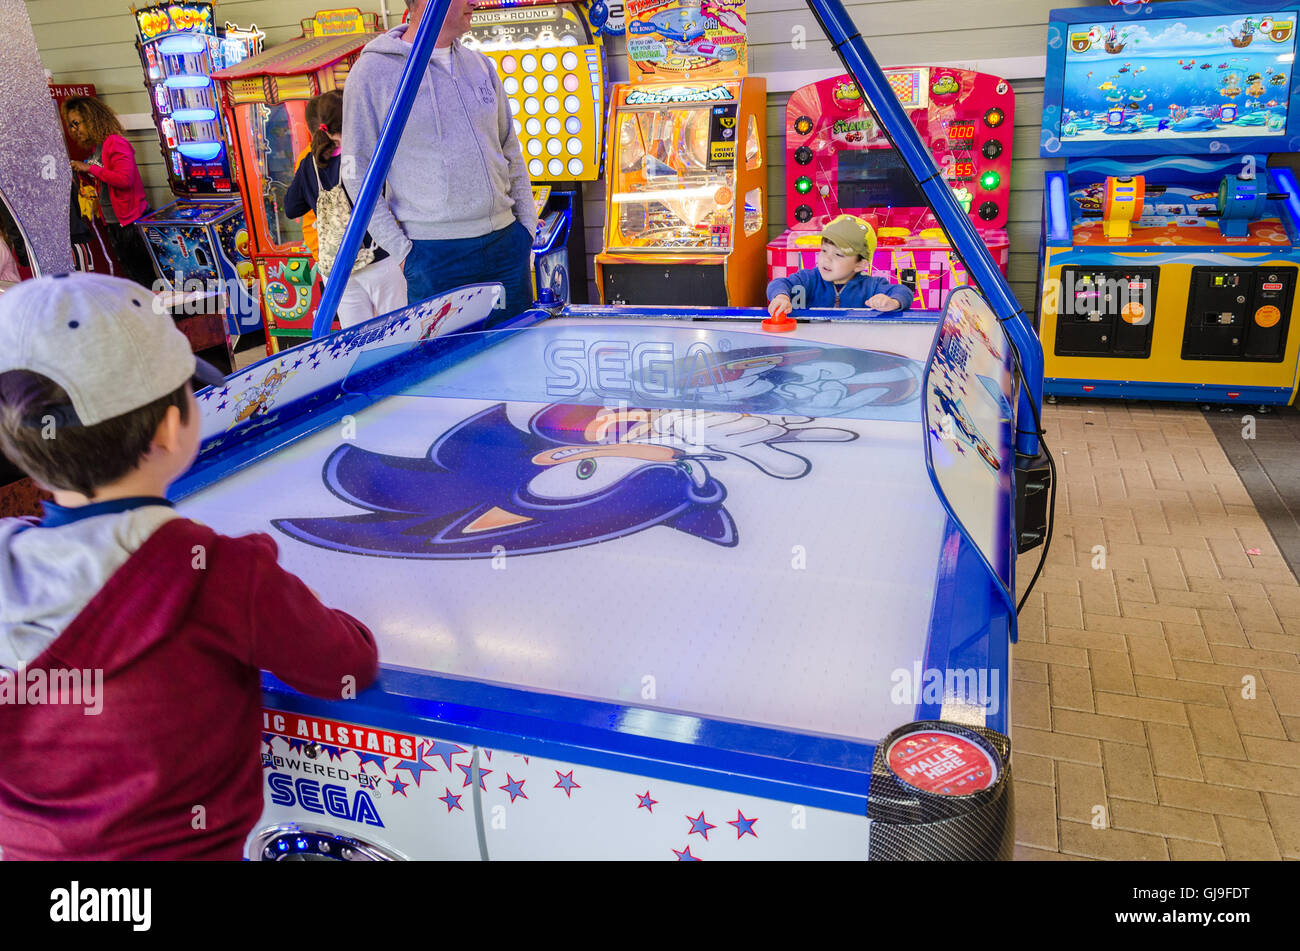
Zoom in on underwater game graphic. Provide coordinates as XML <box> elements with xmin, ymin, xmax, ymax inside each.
<box><xmin>273</xmin><ymin>402</ymin><xmax>860</xmax><ymax>559</ymax></box>
<box><xmin>1061</xmin><ymin>12</ymin><xmax>1297</xmax><ymax>141</ymax></box>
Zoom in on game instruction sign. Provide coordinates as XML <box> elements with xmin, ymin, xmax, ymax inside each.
<box><xmin>626</xmin><ymin>0</ymin><xmax>747</xmax><ymax>80</ymax></box>
<box><xmin>922</xmin><ymin>287</ymin><xmax>1016</xmax><ymax>591</ymax></box>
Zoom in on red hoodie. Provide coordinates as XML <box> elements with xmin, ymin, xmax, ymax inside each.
<box><xmin>0</xmin><ymin>518</ymin><xmax>378</xmax><ymax>860</ymax></box>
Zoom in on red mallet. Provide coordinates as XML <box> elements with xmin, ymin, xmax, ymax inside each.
<box><xmin>763</xmin><ymin>303</ymin><xmax>796</xmax><ymax>333</ymax></box>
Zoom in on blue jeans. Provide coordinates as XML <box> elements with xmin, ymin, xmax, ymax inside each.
<box><xmin>404</xmin><ymin>221</ymin><xmax>533</xmax><ymax>327</ymax></box>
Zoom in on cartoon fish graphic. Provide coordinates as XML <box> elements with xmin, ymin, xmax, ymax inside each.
<box><xmin>1272</xmin><ymin>73</ymin><xmax>1287</xmax><ymax>86</ymax></box>
<box><xmin>273</xmin><ymin>403</ymin><xmax>860</xmax><ymax>559</ymax></box>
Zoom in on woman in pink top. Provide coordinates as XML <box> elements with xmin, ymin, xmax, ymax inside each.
<box><xmin>62</xmin><ymin>96</ymin><xmax>156</xmax><ymax>289</ymax></box>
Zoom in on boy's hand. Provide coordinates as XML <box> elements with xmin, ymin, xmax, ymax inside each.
<box><xmin>866</xmin><ymin>294</ymin><xmax>901</xmax><ymax>312</ymax></box>
<box><xmin>768</xmin><ymin>295</ymin><xmax>793</xmax><ymax>318</ymax></box>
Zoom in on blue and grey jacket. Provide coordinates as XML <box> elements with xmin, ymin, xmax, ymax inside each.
<box><xmin>767</xmin><ymin>269</ymin><xmax>914</xmax><ymax>311</ymax></box>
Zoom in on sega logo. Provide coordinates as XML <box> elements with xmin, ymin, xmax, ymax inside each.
<box><xmin>267</xmin><ymin>772</ymin><xmax>384</xmax><ymax>827</ymax></box>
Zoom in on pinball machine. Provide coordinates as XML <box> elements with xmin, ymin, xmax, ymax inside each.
<box><xmin>461</xmin><ymin>0</ymin><xmax>608</xmax><ymax>303</ymax></box>
<box><xmin>595</xmin><ymin>0</ymin><xmax>767</xmax><ymax>306</ymax></box>
<box><xmin>213</xmin><ymin>8</ymin><xmax>382</xmax><ymax>354</ymax></box>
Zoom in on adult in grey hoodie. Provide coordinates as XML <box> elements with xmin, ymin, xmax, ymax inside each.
<box><xmin>342</xmin><ymin>0</ymin><xmax>538</xmax><ymax>320</ymax></box>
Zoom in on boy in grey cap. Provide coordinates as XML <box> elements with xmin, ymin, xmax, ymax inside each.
<box><xmin>0</xmin><ymin>273</ymin><xmax>378</xmax><ymax>859</ymax></box>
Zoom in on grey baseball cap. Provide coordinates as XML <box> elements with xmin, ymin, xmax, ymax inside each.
<box><xmin>0</xmin><ymin>272</ymin><xmax>226</xmax><ymax>427</ymax></box>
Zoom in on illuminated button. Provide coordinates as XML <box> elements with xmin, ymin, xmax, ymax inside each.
<box><xmin>544</xmin><ymin>96</ymin><xmax>560</xmax><ymax>113</ymax></box>
<box><xmin>795</xmin><ymin>204</ymin><xmax>813</xmax><ymax>222</ymax></box>
<box><xmin>541</xmin><ymin>52</ymin><xmax>558</xmax><ymax>71</ymax></box>
<box><xmin>547</xmin><ymin>138</ymin><xmax>563</xmax><ymax>155</ymax></box>
<box><xmin>984</xmin><ymin>107</ymin><xmax>1005</xmax><ymax>127</ymax></box>
<box><xmin>1256</xmin><ymin>305</ymin><xmax>1282</xmax><ymax>327</ymax></box>
<box><xmin>523</xmin><ymin>76</ymin><xmax>539</xmax><ymax>94</ymax></box>
<box><xmin>566</xmin><ymin>136</ymin><xmax>583</xmax><ymax>155</ymax></box>
<box><xmin>563</xmin><ymin>74</ymin><xmax>580</xmax><ymax>92</ymax></box>
<box><xmin>522</xmin><ymin>54</ymin><xmax>538</xmax><ymax>72</ymax></box>
<box><xmin>794</xmin><ymin>115</ymin><xmax>814</xmax><ymax>135</ymax></box>
<box><xmin>546</xmin><ymin>116</ymin><xmax>562</xmax><ymax>135</ymax></box>
<box><xmin>982</xmin><ymin>139</ymin><xmax>1003</xmax><ymax>159</ymax></box>
<box><xmin>795</xmin><ymin>176</ymin><xmax>813</xmax><ymax>194</ymax></box>
<box><xmin>509</xmin><ymin>98</ymin><xmax>521</xmax><ymax>116</ymax></box>
<box><xmin>502</xmin><ymin>55</ymin><xmax>517</xmax><ymax>73</ymax></box>
<box><xmin>529</xmin><ymin>158</ymin><xmax>544</xmax><ymax>176</ymax></box>
<box><xmin>548</xmin><ymin>158</ymin><xmax>563</xmax><ymax>175</ymax></box>
<box><xmin>568</xmin><ymin>157</ymin><xmax>584</xmax><ymax>176</ymax></box>
<box><xmin>794</xmin><ymin>146</ymin><xmax>813</xmax><ymax>165</ymax></box>
<box><xmin>526</xmin><ymin>117</ymin><xmax>542</xmax><ymax>135</ymax></box>
<box><xmin>503</xmin><ymin>77</ymin><xmax>520</xmax><ymax>95</ymax></box>
<box><xmin>543</xmin><ymin>75</ymin><xmax>559</xmax><ymax>93</ymax></box>
<box><xmin>564</xmin><ymin>95</ymin><xmax>580</xmax><ymax>113</ymax></box>
<box><xmin>978</xmin><ymin>200</ymin><xmax>999</xmax><ymax>220</ymax></box>
<box><xmin>524</xmin><ymin>97</ymin><xmax>540</xmax><ymax>114</ymax></box>
<box><xmin>979</xmin><ymin>170</ymin><xmax>1001</xmax><ymax>190</ymax></box>
<box><xmin>565</xmin><ymin>116</ymin><xmax>582</xmax><ymax>134</ymax></box>
<box><xmin>527</xmin><ymin>139</ymin><xmax>543</xmax><ymax>156</ymax></box>
<box><xmin>561</xmin><ymin>51</ymin><xmax>578</xmax><ymax>70</ymax></box>
<box><xmin>1121</xmin><ymin>301</ymin><xmax>1146</xmax><ymax>324</ymax></box>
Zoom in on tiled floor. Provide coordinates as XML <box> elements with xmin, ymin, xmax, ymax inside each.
<box><xmin>1012</xmin><ymin>400</ymin><xmax>1300</xmax><ymax>861</ymax></box>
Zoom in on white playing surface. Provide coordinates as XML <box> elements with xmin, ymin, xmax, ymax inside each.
<box><xmin>178</xmin><ymin>319</ymin><xmax>949</xmax><ymax>742</ymax></box>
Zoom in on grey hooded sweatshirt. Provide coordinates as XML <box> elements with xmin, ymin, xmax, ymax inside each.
<box><xmin>341</xmin><ymin>28</ymin><xmax>538</xmax><ymax>259</ymax></box>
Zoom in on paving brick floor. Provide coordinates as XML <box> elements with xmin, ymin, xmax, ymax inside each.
<box><xmin>1012</xmin><ymin>400</ymin><xmax>1299</xmax><ymax>861</ymax></box>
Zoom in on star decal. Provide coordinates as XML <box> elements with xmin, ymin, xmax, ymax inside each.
<box><xmin>499</xmin><ymin>774</ymin><xmax>528</xmax><ymax>803</ymax></box>
<box><xmin>439</xmin><ymin>788</ymin><xmax>463</xmax><ymax>812</ymax></box>
<box><xmin>728</xmin><ymin>811</ymin><xmax>758</xmax><ymax>839</ymax></box>
<box><xmin>216</xmin><ymin>400</ymin><xmax>229</xmax><ymax>411</ymax></box>
<box><xmin>424</xmin><ymin>739</ymin><xmax>466</xmax><ymax>772</ymax></box>
<box><xmin>553</xmin><ymin>770</ymin><xmax>581</xmax><ymax>797</ymax></box>
<box><xmin>389</xmin><ymin>776</ymin><xmax>409</xmax><ymax>797</ymax></box>
<box><xmin>686</xmin><ymin>812</ymin><xmax>716</xmax><ymax>840</ymax></box>
<box><xmin>672</xmin><ymin>846</ymin><xmax>702</xmax><ymax>861</ymax></box>
<box><xmin>320</xmin><ymin>744</ymin><xmax>344</xmax><ymax>762</ymax></box>
<box><xmin>285</xmin><ymin>738</ymin><xmax>307</xmax><ymax>754</ymax></box>
<box><xmin>636</xmin><ymin>791</ymin><xmax>658</xmax><ymax>813</ymax></box>
<box><xmin>395</xmin><ymin>753</ymin><xmax>436</xmax><ymax>786</ymax></box>
<box><xmin>457</xmin><ymin>762</ymin><xmax>493</xmax><ymax>790</ymax></box>
<box><xmin>355</xmin><ymin>751</ymin><xmax>388</xmax><ymax>771</ymax></box>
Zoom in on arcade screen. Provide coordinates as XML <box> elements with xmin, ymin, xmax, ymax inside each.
<box><xmin>1060</xmin><ymin>12</ymin><xmax>1297</xmax><ymax>141</ymax></box>
<box><xmin>237</xmin><ymin>102</ymin><xmax>305</xmax><ymax>249</ymax></box>
<box><xmin>838</xmin><ymin>149</ymin><xmax>925</xmax><ymax>211</ymax></box>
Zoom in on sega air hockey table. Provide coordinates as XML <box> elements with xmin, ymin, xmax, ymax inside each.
<box><xmin>170</xmin><ymin>280</ymin><xmax>1028</xmax><ymax>861</ymax></box>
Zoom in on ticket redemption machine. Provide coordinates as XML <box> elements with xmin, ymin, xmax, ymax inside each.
<box><xmin>214</xmin><ymin>9</ymin><xmax>381</xmax><ymax>354</ymax></box>
<box><xmin>462</xmin><ymin>0</ymin><xmax>607</xmax><ymax>304</ymax></box>
<box><xmin>1038</xmin><ymin>1</ymin><xmax>1300</xmax><ymax>406</ymax></box>
<box><xmin>767</xmin><ymin>68</ymin><xmax>1015</xmax><ymax>310</ymax></box>
<box><xmin>131</xmin><ymin>2</ymin><xmax>262</xmax><ymax>346</ymax></box>
<box><xmin>596</xmin><ymin>0</ymin><xmax>767</xmax><ymax>306</ymax></box>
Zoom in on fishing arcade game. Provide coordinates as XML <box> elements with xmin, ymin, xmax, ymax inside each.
<box><xmin>595</xmin><ymin>0</ymin><xmax>767</xmax><ymax>306</ymax></box>
<box><xmin>132</xmin><ymin>2</ymin><xmax>262</xmax><ymax>340</ymax></box>
<box><xmin>1038</xmin><ymin>1</ymin><xmax>1300</xmax><ymax>405</ymax></box>
<box><xmin>768</xmin><ymin>69</ymin><xmax>1015</xmax><ymax>310</ymax></box>
<box><xmin>213</xmin><ymin>9</ymin><xmax>382</xmax><ymax>353</ymax></box>
<box><xmin>462</xmin><ymin>0</ymin><xmax>607</xmax><ymax>303</ymax></box>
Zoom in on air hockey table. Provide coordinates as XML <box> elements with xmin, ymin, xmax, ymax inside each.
<box><xmin>171</xmin><ymin>281</ymin><xmax>1028</xmax><ymax>861</ymax></box>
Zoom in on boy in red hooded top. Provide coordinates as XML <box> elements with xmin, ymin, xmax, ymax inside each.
<box><xmin>0</xmin><ymin>273</ymin><xmax>378</xmax><ymax>860</ymax></box>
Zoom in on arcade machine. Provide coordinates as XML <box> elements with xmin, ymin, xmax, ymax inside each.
<box><xmin>768</xmin><ymin>68</ymin><xmax>1015</xmax><ymax>310</ymax></box>
<box><xmin>213</xmin><ymin>9</ymin><xmax>382</xmax><ymax>354</ymax></box>
<box><xmin>131</xmin><ymin>2</ymin><xmax>262</xmax><ymax>352</ymax></box>
<box><xmin>461</xmin><ymin>0</ymin><xmax>607</xmax><ymax>304</ymax></box>
<box><xmin>1038</xmin><ymin>1</ymin><xmax>1300</xmax><ymax>406</ymax></box>
<box><xmin>595</xmin><ymin>0</ymin><xmax>768</xmax><ymax>306</ymax></box>
<box><xmin>198</xmin><ymin>0</ymin><xmax>1050</xmax><ymax>861</ymax></box>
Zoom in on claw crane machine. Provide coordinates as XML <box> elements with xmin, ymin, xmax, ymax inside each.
<box><xmin>595</xmin><ymin>0</ymin><xmax>767</xmax><ymax>306</ymax></box>
<box><xmin>462</xmin><ymin>0</ymin><xmax>608</xmax><ymax>303</ymax></box>
<box><xmin>131</xmin><ymin>2</ymin><xmax>263</xmax><ymax>345</ymax></box>
<box><xmin>213</xmin><ymin>9</ymin><xmax>382</xmax><ymax>354</ymax></box>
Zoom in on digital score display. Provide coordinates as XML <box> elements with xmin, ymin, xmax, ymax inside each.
<box><xmin>951</xmin><ymin>162</ymin><xmax>975</xmax><ymax>179</ymax></box>
<box><xmin>947</xmin><ymin>121</ymin><xmax>976</xmax><ymax>142</ymax></box>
